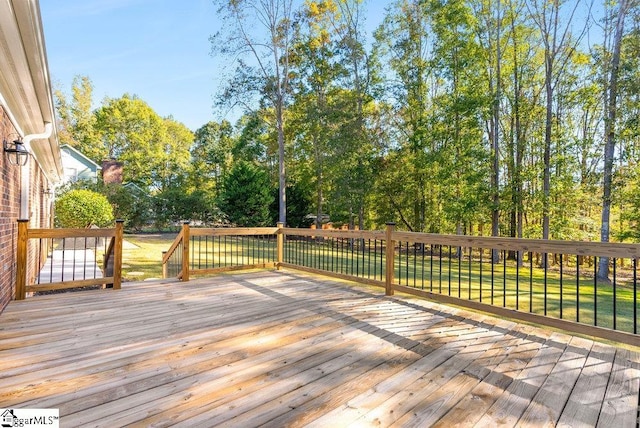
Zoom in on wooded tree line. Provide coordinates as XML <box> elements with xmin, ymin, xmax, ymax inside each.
<box><xmin>56</xmin><ymin>0</ymin><xmax>640</xmax><ymax>247</ymax></box>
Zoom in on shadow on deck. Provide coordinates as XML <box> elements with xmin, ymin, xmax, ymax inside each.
<box><xmin>0</xmin><ymin>269</ymin><xmax>638</xmax><ymax>427</ymax></box>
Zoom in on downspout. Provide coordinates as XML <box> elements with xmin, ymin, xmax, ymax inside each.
<box><xmin>20</xmin><ymin>122</ymin><xmax>53</xmax><ymax>220</ymax></box>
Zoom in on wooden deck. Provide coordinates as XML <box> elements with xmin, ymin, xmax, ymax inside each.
<box><xmin>1</xmin><ymin>270</ymin><xmax>639</xmax><ymax>427</ymax></box>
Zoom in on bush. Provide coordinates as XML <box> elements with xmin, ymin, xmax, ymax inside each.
<box><xmin>55</xmin><ymin>189</ymin><xmax>114</xmax><ymax>228</ymax></box>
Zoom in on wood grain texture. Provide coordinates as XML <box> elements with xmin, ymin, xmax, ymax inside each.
<box><xmin>1</xmin><ymin>269</ymin><xmax>638</xmax><ymax>427</ymax></box>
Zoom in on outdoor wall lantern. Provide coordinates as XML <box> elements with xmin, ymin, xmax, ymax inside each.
<box><xmin>3</xmin><ymin>137</ymin><xmax>29</xmax><ymax>166</ymax></box>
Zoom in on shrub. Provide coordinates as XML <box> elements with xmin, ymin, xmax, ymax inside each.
<box><xmin>55</xmin><ymin>189</ymin><xmax>114</xmax><ymax>228</ymax></box>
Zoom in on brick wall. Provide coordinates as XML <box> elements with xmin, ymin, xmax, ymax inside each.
<box><xmin>0</xmin><ymin>107</ymin><xmax>21</xmax><ymax>311</ymax></box>
<box><xmin>0</xmin><ymin>107</ymin><xmax>53</xmax><ymax>313</ymax></box>
<box><xmin>102</xmin><ymin>160</ymin><xmax>123</xmax><ymax>184</ymax></box>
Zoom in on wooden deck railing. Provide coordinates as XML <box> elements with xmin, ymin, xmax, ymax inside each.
<box><xmin>164</xmin><ymin>223</ymin><xmax>640</xmax><ymax>346</ymax></box>
<box><xmin>16</xmin><ymin>220</ymin><xmax>124</xmax><ymax>299</ymax></box>
<box><xmin>162</xmin><ymin>222</ymin><xmax>279</xmax><ymax>280</ymax></box>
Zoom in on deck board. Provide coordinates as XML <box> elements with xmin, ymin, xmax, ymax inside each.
<box><xmin>1</xmin><ymin>269</ymin><xmax>639</xmax><ymax>427</ymax></box>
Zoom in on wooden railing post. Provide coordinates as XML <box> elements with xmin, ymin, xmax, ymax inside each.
<box><xmin>385</xmin><ymin>222</ymin><xmax>396</xmax><ymax>296</ymax></box>
<box><xmin>277</xmin><ymin>222</ymin><xmax>284</xmax><ymax>269</ymax></box>
<box><xmin>162</xmin><ymin>251</ymin><xmax>168</xmax><ymax>279</ymax></box>
<box><xmin>182</xmin><ymin>222</ymin><xmax>190</xmax><ymax>282</ymax></box>
<box><xmin>113</xmin><ymin>220</ymin><xmax>124</xmax><ymax>290</ymax></box>
<box><xmin>15</xmin><ymin>219</ymin><xmax>28</xmax><ymax>300</ymax></box>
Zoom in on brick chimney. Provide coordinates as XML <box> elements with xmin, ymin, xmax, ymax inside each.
<box><xmin>102</xmin><ymin>160</ymin><xmax>124</xmax><ymax>184</ymax></box>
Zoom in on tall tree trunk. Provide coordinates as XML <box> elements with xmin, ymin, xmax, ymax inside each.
<box><xmin>599</xmin><ymin>0</ymin><xmax>630</xmax><ymax>280</ymax></box>
<box><xmin>506</xmin><ymin>0</ymin><xmax>524</xmax><ymax>264</ymax></box>
<box><xmin>273</xmin><ymin>26</ymin><xmax>287</xmax><ymax>225</ymax></box>
<box><xmin>491</xmin><ymin>0</ymin><xmax>501</xmax><ymax>264</ymax></box>
<box><xmin>315</xmin><ymin>135</ymin><xmax>323</xmax><ymax>230</ymax></box>
<box><xmin>512</xmin><ymin>1</ymin><xmax>525</xmax><ymax>266</ymax></box>
<box><xmin>529</xmin><ymin>0</ymin><xmax>589</xmax><ymax>265</ymax></box>
<box><xmin>542</xmin><ymin>59</ymin><xmax>552</xmax><ymax>243</ymax></box>
<box><xmin>277</xmin><ymin>105</ymin><xmax>286</xmax><ymax>224</ymax></box>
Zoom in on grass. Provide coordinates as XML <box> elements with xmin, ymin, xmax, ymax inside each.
<box><xmin>120</xmin><ymin>233</ymin><xmax>178</xmax><ymax>281</ymax></box>
<box><xmin>393</xmin><ymin>255</ymin><xmax>637</xmax><ymax>333</ymax></box>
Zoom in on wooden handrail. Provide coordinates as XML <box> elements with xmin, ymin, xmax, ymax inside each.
<box><xmin>282</xmin><ymin>227</ymin><xmax>385</xmax><ymax>240</ymax></box>
<box><xmin>113</xmin><ymin>221</ymin><xmax>123</xmax><ymax>289</ymax></box>
<box><xmin>391</xmin><ymin>231</ymin><xmax>640</xmax><ymax>259</ymax></box>
<box><xmin>103</xmin><ymin>235</ymin><xmax>116</xmax><ymax>272</ymax></box>
<box><xmin>28</xmin><ymin>228</ymin><xmax>117</xmax><ymax>239</ymax></box>
<box><xmin>281</xmin><ymin>227</ymin><xmax>640</xmax><ymax>260</ymax></box>
<box><xmin>385</xmin><ymin>223</ymin><xmax>395</xmax><ymax>296</ymax></box>
<box><xmin>191</xmin><ymin>227</ymin><xmax>278</xmax><ymax>237</ymax></box>
<box><xmin>182</xmin><ymin>222</ymin><xmax>190</xmax><ymax>282</ymax></box>
<box><xmin>15</xmin><ymin>220</ymin><xmax>28</xmax><ymax>300</ymax></box>
<box><xmin>163</xmin><ymin>223</ymin><xmax>281</xmax><ymax>280</ymax></box>
<box><xmin>277</xmin><ymin>222</ymin><xmax>284</xmax><ymax>269</ymax></box>
<box><xmin>279</xmin><ymin>224</ymin><xmax>640</xmax><ymax>344</ymax></box>
<box><xmin>160</xmin><ymin>223</ymin><xmax>191</xmax><ymax>280</ymax></box>
<box><xmin>168</xmin><ymin>225</ymin><xmax>640</xmax><ymax>279</ymax></box>
<box><xmin>162</xmin><ymin>227</ymin><xmax>184</xmax><ymax>265</ymax></box>
<box><xmin>15</xmin><ymin>220</ymin><xmax>124</xmax><ymax>299</ymax></box>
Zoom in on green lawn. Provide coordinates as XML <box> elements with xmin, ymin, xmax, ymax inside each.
<box><xmin>394</xmin><ymin>254</ymin><xmax>637</xmax><ymax>333</ymax></box>
<box><xmin>120</xmin><ymin>233</ymin><xmax>178</xmax><ymax>281</ymax></box>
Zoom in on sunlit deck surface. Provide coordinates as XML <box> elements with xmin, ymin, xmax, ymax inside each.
<box><xmin>1</xmin><ymin>270</ymin><xmax>639</xmax><ymax>427</ymax></box>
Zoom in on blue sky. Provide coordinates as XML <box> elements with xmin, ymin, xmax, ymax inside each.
<box><xmin>40</xmin><ymin>1</ymin><xmax>387</xmax><ymax>132</ymax></box>
<box><xmin>39</xmin><ymin>1</ymin><xmax>598</xmax><ymax>133</ymax></box>
<box><xmin>41</xmin><ymin>0</ymin><xmax>227</xmax><ymax>131</ymax></box>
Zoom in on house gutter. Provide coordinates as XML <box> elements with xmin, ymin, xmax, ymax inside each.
<box><xmin>20</xmin><ymin>122</ymin><xmax>53</xmax><ymax>220</ymax></box>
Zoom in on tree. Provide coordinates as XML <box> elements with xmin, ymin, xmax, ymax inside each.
<box><xmin>154</xmin><ymin>185</ymin><xmax>220</xmax><ymax>227</ymax></box>
<box><xmin>212</xmin><ymin>0</ymin><xmax>297</xmax><ymax>224</ymax></box>
<box><xmin>470</xmin><ymin>0</ymin><xmax>505</xmax><ymax>258</ymax></box>
<box><xmin>190</xmin><ymin>120</ymin><xmax>235</xmax><ymax>196</ymax></box>
<box><xmin>289</xmin><ymin>0</ymin><xmax>343</xmax><ymax>229</ymax></box>
<box><xmin>502</xmin><ymin>0</ymin><xmax>540</xmax><ymax>257</ymax></box>
<box><xmin>270</xmin><ymin>180</ymin><xmax>313</xmax><ymax>228</ymax></box>
<box><xmin>373</xmin><ymin>0</ymin><xmax>434</xmax><ymax>232</ymax></box>
<box><xmin>154</xmin><ymin>117</ymin><xmax>193</xmax><ymax>193</ymax></box>
<box><xmin>527</xmin><ymin>0</ymin><xmax>589</xmax><ymax>243</ymax></box>
<box><xmin>330</xmin><ymin>0</ymin><xmax>380</xmax><ymax>231</ymax></box>
<box><xmin>54</xmin><ymin>75</ymin><xmax>100</xmax><ymax>160</ymax></box>
<box><xmin>102</xmin><ymin>184</ymin><xmax>152</xmax><ymax>231</ymax></box>
<box><xmin>94</xmin><ymin>94</ymin><xmax>170</xmax><ymax>188</ymax></box>
<box><xmin>55</xmin><ymin>189</ymin><xmax>114</xmax><ymax>228</ymax></box>
<box><xmin>218</xmin><ymin>161</ymin><xmax>273</xmax><ymax>226</ymax></box>
<box><xmin>598</xmin><ymin>0</ymin><xmax>633</xmax><ymax>279</ymax></box>
<box><xmin>429</xmin><ymin>0</ymin><xmax>492</xmax><ymax>236</ymax></box>
<box><xmin>615</xmin><ymin>11</ymin><xmax>640</xmax><ymax>241</ymax></box>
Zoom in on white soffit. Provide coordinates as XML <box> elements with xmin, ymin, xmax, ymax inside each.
<box><xmin>0</xmin><ymin>0</ymin><xmax>62</xmax><ymax>182</ymax></box>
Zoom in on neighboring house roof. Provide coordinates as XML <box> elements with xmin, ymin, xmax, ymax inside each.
<box><xmin>122</xmin><ymin>182</ymin><xmax>150</xmax><ymax>197</ymax></box>
<box><xmin>60</xmin><ymin>144</ymin><xmax>101</xmax><ymax>183</ymax></box>
<box><xmin>0</xmin><ymin>0</ymin><xmax>62</xmax><ymax>183</ymax></box>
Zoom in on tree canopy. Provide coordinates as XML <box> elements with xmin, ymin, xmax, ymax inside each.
<box><xmin>54</xmin><ymin>0</ymin><xmax>640</xmax><ymax>244</ymax></box>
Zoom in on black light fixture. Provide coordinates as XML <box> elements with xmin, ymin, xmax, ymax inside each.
<box><xmin>3</xmin><ymin>137</ymin><xmax>29</xmax><ymax>166</ymax></box>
